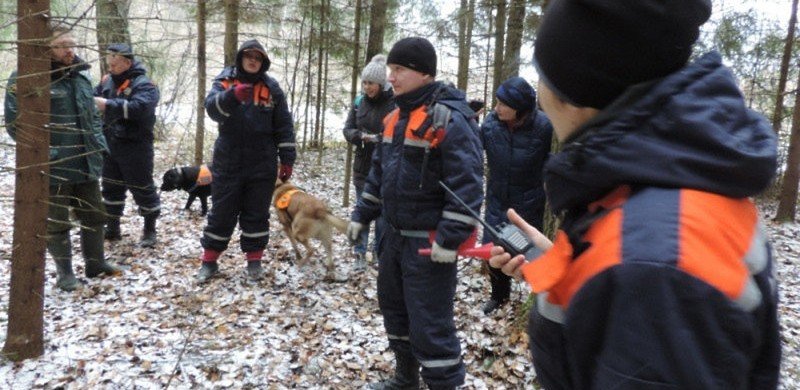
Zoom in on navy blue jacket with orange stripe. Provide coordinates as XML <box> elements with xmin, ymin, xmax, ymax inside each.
<box><xmin>352</xmin><ymin>82</ymin><xmax>483</xmax><ymax>250</ymax></box>
<box><xmin>94</xmin><ymin>61</ymin><xmax>159</xmax><ymax>143</ymax></box>
<box><xmin>205</xmin><ymin>60</ymin><xmax>296</xmax><ymax>177</ymax></box>
<box><xmin>521</xmin><ymin>52</ymin><xmax>780</xmax><ymax>389</ymax></box>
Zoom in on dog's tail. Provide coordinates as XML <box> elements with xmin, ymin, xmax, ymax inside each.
<box><xmin>324</xmin><ymin>213</ymin><xmax>349</xmax><ymax>234</ymax></box>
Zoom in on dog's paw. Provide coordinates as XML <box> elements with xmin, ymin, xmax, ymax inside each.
<box><xmin>323</xmin><ymin>270</ymin><xmax>347</xmax><ymax>283</ymax></box>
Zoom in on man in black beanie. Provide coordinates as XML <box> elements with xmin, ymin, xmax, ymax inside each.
<box><xmin>348</xmin><ymin>36</ymin><xmax>483</xmax><ymax>390</ymax></box>
<box><xmin>489</xmin><ymin>0</ymin><xmax>781</xmax><ymax>389</ymax></box>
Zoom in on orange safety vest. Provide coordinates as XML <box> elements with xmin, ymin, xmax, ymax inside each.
<box><xmin>382</xmin><ymin>104</ymin><xmax>448</xmax><ymax>149</ymax></box>
<box><xmin>220</xmin><ymin>79</ymin><xmax>272</xmax><ymax>106</ymax></box>
<box><xmin>196</xmin><ymin>164</ymin><xmax>212</xmax><ymax>186</ymax></box>
<box><xmin>521</xmin><ymin>185</ymin><xmax>758</xmax><ymax>309</ymax></box>
<box><xmin>276</xmin><ymin>189</ymin><xmax>299</xmax><ymax>210</ymax></box>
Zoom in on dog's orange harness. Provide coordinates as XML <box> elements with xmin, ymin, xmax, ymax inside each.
<box><xmin>197</xmin><ymin>164</ymin><xmax>212</xmax><ymax>186</ymax></box>
<box><xmin>276</xmin><ymin>189</ymin><xmax>300</xmax><ymax>210</ymax></box>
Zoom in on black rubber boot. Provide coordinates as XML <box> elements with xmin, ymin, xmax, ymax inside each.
<box><xmin>196</xmin><ymin>262</ymin><xmax>220</xmax><ymax>283</ymax></box>
<box><xmin>139</xmin><ymin>214</ymin><xmax>158</xmax><ymax>248</ymax></box>
<box><xmin>246</xmin><ymin>260</ymin><xmax>264</xmax><ymax>281</ymax></box>
<box><xmin>82</xmin><ymin>225</ymin><xmax>122</xmax><ymax>277</ymax></box>
<box><xmin>48</xmin><ymin>231</ymin><xmax>80</xmax><ymax>291</ymax></box>
<box><xmin>370</xmin><ymin>349</ymin><xmax>420</xmax><ymax>390</ymax></box>
<box><xmin>104</xmin><ymin>217</ymin><xmax>122</xmax><ymax>241</ymax></box>
<box><xmin>482</xmin><ymin>298</ymin><xmax>507</xmax><ymax>315</ymax></box>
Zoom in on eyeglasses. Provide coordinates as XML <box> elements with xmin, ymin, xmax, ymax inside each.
<box><xmin>243</xmin><ymin>51</ymin><xmax>264</xmax><ymax>62</ymax></box>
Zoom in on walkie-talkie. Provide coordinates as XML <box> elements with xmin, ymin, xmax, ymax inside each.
<box><xmin>439</xmin><ymin>181</ymin><xmax>542</xmax><ymax>261</ymax></box>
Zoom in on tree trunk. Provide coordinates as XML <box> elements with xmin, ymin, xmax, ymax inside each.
<box><xmin>302</xmin><ymin>3</ymin><xmax>316</xmax><ymax>151</ymax></box>
<box><xmin>317</xmin><ymin>0</ymin><xmax>330</xmax><ymax>165</ymax></box>
<box><xmin>491</xmin><ymin>0</ymin><xmax>506</xmax><ymax>106</ymax></box>
<box><xmin>195</xmin><ymin>0</ymin><xmax>207</xmax><ymax>166</ymax></box>
<box><xmin>344</xmin><ymin>0</ymin><xmax>363</xmax><ymax>208</ymax></box>
<box><xmin>501</xmin><ymin>0</ymin><xmax>524</xmax><ymax>80</ymax></box>
<box><xmin>289</xmin><ymin>12</ymin><xmax>308</xmax><ymax>118</ymax></box>
<box><xmin>223</xmin><ymin>0</ymin><xmax>239</xmax><ymax>67</ymax></box>
<box><xmin>457</xmin><ymin>0</ymin><xmax>476</xmax><ymax>91</ymax></box>
<box><xmin>771</xmin><ymin>0</ymin><xmax>798</xmax><ymax>135</ymax></box>
<box><xmin>4</xmin><ymin>0</ymin><xmax>50</xmax><ymax>362</ymax></box>
<box><xmin>364</xmin><ymin>0</ymin><xmax>387</xmax><ymax>62</ymax></box>
<box><xmin>775</xmin><ymin>66</ymin><xmax>800</xmax><ymax>222</ymax></box>
<box><xmin>313</xmin><ymin>0</ymin><xmax>325</xmax><ymax>150</ymax></box>
<box><xmin>95</xmin><ymin>0</ymin><xmax>131</xmax><ymax>74</ymax></box>
<box><xmin>483</xmin><ymin>1</ymin><xmax>493</xmax><ymax>109</ymax></box>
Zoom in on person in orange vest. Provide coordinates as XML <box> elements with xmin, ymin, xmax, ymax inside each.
<box><xmin>348</xmin><ymin>37</ymin><xmax>483</xmax><ymax>390</ymax></box>
<box><xmin>197</xmin><ymin>39</ymin><xmax>296</xmax><ymax>283</ymax></box>
<box><xmin>94</xmin><ymin>43</ymin><xmax>161</xmax><ymax>248</ymax></box>
<box><xmin>489</xmin><ymin>0</ymin><xmax>781</xmax><ymax>388</ymax></box>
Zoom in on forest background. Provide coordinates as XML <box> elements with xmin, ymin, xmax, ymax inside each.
<box><xmin>0</xmin><ymin>0</ymin><xmax>800</xmax><ymax>388</ymax></box>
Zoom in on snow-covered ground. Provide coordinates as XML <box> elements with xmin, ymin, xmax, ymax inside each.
<box><xmin>0</xmin><ymin>129</ymin><xmax>798</xmax><ymax>389</ymax></box>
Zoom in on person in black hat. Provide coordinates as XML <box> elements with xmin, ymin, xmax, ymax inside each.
<box><xmin>196</xmin><ymin>39</ymin><xmax>296</xmax><ymax>283</ymax></box>
<box><xmin>488</xmin><ymin>0</ymin><xmax>780</xmax><ymax>388</ymax></box>
<box><xmin>94</xmin><ymin>43</ymin><xmax>162</xmax><ymax>248</ymax></box>
<box><xmin>479</xmin><ymin>76</ymin><xmax>552</xmax><ymax>315</ymax></box>
<box><xmin>348</xmin><ymin>37</ymin><xmax>483</xmax><ymax>390</ymax></box>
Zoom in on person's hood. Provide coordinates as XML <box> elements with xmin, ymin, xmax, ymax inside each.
<box><xmin>545</xmin><ymin>51</ymin><xmax>777</xmax><ymax>213</ymax></box>
<box><xmin>433</xmin><ymin>82</ymin><xmax>474</xmax><ymax>119</ymax></box>
<box><xmin>235</xmin><ymin>39</ymin><xmax>270</xmax><ymax>79</ymax></box>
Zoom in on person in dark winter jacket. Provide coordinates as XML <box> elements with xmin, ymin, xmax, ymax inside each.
<box><xmin>489</xmin><ymin>1</ymin><xmax>781</xmax><ymax>389</ymax></box>
<box><xmin>94</xmin><ymin>43</ymin><xmax>161</xmax><ymax>248</ymax></box>
<box><xmin>197</xmin><ymin>39</ymin><xmax>297</xmax><ymax>283</ymax></box>
<box><xmin>479</xmin><ymin>77</ymin><xmax>552</xmax><ymax>315</ymax></box>
<box><xmin>348</xmin><ymin>37</ymin><xmax>483</xmax><ymax>390</ymax></box>
<box><xmin>342</xmin><ymin>54</ymin><xmax>396</xmax><ymax>271</ymax></box>
<box><xmin>4</xmin><ymin>25</ymin><xmax>121</xmax><ymax>291</ymax></box>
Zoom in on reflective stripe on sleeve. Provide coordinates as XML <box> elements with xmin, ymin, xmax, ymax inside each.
<box><xmin>123</xmin><ymin>101</ymin><xmax>129</xmax><ymax>119</ymax></box>
<box><xmin>536</xmin><ymin>292</ymin><xmax>566</xmax><ymax>324</ymax></box>
<box><xmin>387</xmin><ymin>333</ymin><xmax>409</xmax><ymax>341</ymax></box>
<box><xmin>442</xmin><ymin>210</ymin><xmax>478</xmax><ymax>226</ymax></box>
<box><xmin>215</xmin><ymin>94</ymin><xmax>230</xmax><ymax>117</ymax></box>
<box><xmin>362</xmin><ymin>192</ymin><xmax>382</xmax><ymax>205</ymax></box>
<box><xmin>735</xmin><ymin>277</ymin><xmax>763</xmax><ymax>312</ymax></box>
<box><xmin>278</xmin><ymin>143</ymin><xmax>296</xmax><ymax>149</ymax></box>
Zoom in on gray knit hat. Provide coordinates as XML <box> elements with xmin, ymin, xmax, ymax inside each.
<box><xmin>361</xmin><ymin>54</ymin><xmax>387</xmax><ymax>85</ymax></box>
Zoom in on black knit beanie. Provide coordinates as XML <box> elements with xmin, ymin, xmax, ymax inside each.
<box><xmin>534</xmin><ymin>0</ymin><xmax>712</xmax><ymax>109</ymax></box>
<box><xmin>496</xmin><ymin>77</ymin><xmax>536</xmax><ymax>113</ymax></box>
<box><xmin>387</xmin><ymin>37</ymin><xmax>437</xmax><ymax>77</ymax></box>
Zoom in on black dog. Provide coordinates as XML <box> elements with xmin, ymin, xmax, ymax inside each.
<box><xmin>160</xmin><ymin>165</ymin><xmax>212</xmax><ymax>215</ymax></box>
